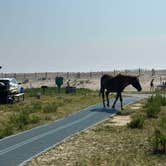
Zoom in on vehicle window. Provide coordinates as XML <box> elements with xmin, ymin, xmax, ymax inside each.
<box><xmin>0</xmin><ymin>80</ymin><xmax>9</xmax><ymax>86</ymax></box>
<box><xmin>11</xmin><ymin>78</ymin><xmax>18</xmax><ymax>84</ymax></box>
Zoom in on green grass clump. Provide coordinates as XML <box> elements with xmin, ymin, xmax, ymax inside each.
<box><xmin>10</xmin><ymin>111</ymin><xmax>30</xmax><ymax>129</ymax></box>
<box><xmin>159</xmin><ymin>117</ymin><xmax>166</xmax><ymax>129</ymax></box>
<box><xmin>146</xmin><ymin>93</ymin><xmax>166</xmax><ymax>107</ymax></box>
<box><xmin>161</xmin><ymin>96</ymin><xmax>166</xmax><ymax>106</ymax></box>
<box><xmin>127</xmin><ymin>115</ymin><xmax>144</xmax><ymax>129</ymax></box>
<box><xmin>145</xmin><ymin>95</ymin><xmax>166</xmax><ymax>154</ymax></box>
<box><xmin>42</xmin><ymin>102</ymin><xmax>58</xmax><ymax>113</ymax></box>
<box><xmin>149</xmin><ymin>115</ymin><xmax>166</xmax><ymax>154</ymax></box>
<box><xmin>145</xmin><ymin>95</ymin><xmax>162</xmax><ymax>118</ymax></box>
<box><xmin>79</xmin><ymin>80</ymin><xmax>84</xmax><ymax>84</ymax></box>
<box><xmin>146</xmin><ymin>103</ymin><xmax>161</xmax><ymax>118</ymax></box>
<box><xmin>0</xmin><ymin>124</ymin><xmax>14</xmax><ymax>139</ymax></box>
<box><xmin>7</xmin><ymin>111</ymin><xmax>40</xmax><ymax>131</ymax></box>
<box><xmin>31</xmin><ymin>101</ymin><xmax>42</xmax><ymax>110</ymax></box>
<box><xmin>150</xmin><ymin>128</ymin><xmax>166</xmax><ymax>154</ymax></box>
<box><xmin>30</xmin><ymin>115</ymin><xmax>41</xmax><ymax>124</ymax></box>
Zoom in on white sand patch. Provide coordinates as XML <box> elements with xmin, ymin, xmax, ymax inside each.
<box><xmin>133</xmin><ymin>103</ymin><xmax>143</xmax><ymax>107</ymax></box>
<box><xmin>109</xmin><ymin>115</ymin><xmax>131</xmax><ymax>126</ymax></box>
<box><xmin>130</xmin><ymin>106</ymin><xmax>142</xmax><ymax>110</ymax></box>
<box><xmin>130</xmin><ymin>103</ymin><xmax>143</xmax><ymax>110</ymax></box>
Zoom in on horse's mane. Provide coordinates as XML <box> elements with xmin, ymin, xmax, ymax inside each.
<box><xmin>102</xmin><ymin>74</ymin><xmax>137</xmax><ymax>80</ymax></box>
<box><xmin>115</xmin><ymin>74</ymin><xmax>137</xmax><ymax>79</ymax></box>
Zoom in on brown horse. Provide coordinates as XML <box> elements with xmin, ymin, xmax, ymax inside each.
<box><xmin>100</xmin><ymin>74</ymin><xmax>142</xmax><ymax>109</ymax></box>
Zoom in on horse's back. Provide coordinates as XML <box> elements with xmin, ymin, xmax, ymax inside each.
<box><xmin>100</xmin><ymin>74</ymin><xmax>116</xmax><ymax>91</ymax></box>
<box><xmin>101</xmin><ymin>74</ymin><xmax>113</xmax><ymax>82</ymax></box>
<box><xmin>100</xmin><ymin>74</ymin><xmax>126</xmax><ymax>92</ymax></box>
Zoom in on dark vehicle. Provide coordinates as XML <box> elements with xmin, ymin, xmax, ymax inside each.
<box><xmin>0</xmin><ymin>78</ymin><xmax>22</xmax><ymax>103</ymax></box>
<box><xmin>0</xmin><ymin>78</ymin><xmax>22</xmax><ymax>94</ymax></box>
<box><xmin>156</xmin><ymin>84</ymin><xmax>166</xmax><ymax>90</ymax></box>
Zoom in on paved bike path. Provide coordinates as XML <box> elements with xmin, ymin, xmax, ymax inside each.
<box><xmin>0</xmin><ymin>95</ymin><xmax>145</xmax><ymax>166</ymax></box>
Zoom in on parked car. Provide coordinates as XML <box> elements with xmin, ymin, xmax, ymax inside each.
<box><xmin>0</xmin><ymin>78</ymin><xmax>22</xmax><ymax>94</ymax></box>
<box><xmin>156</xmin><ymin>84</ymin><xmax>166</xmax><ymax>90</ymax></box>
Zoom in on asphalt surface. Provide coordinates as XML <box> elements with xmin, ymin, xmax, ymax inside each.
<box><xmin>0</xmin><ymin>95</ymin><xmax>149</xmax><ymax>166</ymax></box>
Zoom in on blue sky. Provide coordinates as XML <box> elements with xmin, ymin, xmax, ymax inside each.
<box><xmin>0</xmin><ymin>0</ymin><xmax>166</xmax><ymax>73</ymax></box>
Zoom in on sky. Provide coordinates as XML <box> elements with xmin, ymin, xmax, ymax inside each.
<box><xmin>0</xmin><ymin>0</ymin><xmax>166</xmax><ymax>73</ymax></box>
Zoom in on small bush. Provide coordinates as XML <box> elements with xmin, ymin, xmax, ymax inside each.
<box><xmin>145</xmin><ymin>94</ymin><xmax>162</xmax><ymax>118</ymax></box>
<box><xmin>44</xmin><ymin>116</ymin><xmax>52</xmax><ymax>121</ymax></box>
<box><xmin>0</xmin><ymin>124</ymin><xmax>13</xmax><ymax>139</ymax></box>
<box><xmin>147</xmin><ymin>94</ymin><xmax>161</xmax><ymax>105</ymax></box>
<box><xmin>85</xmin><ymin>79</ymin><xmax>90</xmax><ymax>84</ymax></box>
<box><xmin>128</xmin><ymin>115</ymin><xmax>144</xmax><ymax>129</ymax></box>
<box><xmin>150</xmin><ymin>117</ymin><xmax>166</xmax><ymax>154</ymax></box>
<box><xmin>147</xmin><ymin>93</ymin><xmax>166</xmax><ymax>107</ymax></box>
<box><xmin>146</xmin><ymin>103</ymin><xmax>161</xmax><ymax>118</ymax></box>
<box><xmin>161</xmin><ymin>96</ymin><xmax>166</xmax><ymax>106</ymax></box>
<box><xmin>79</xmin><ymin>80</ymin><xmax>84</xmax><ymax>85</ymax></box>
<box><xmin>32</xmin><ymin>102</ymin><xmax>42</xmax><ymax>110</ymax></box>
<box><xmin>56</xmin><ymin>99</ymin><xmax>64</xmax><ymax>106</ymax></box>
<box><xmin>10</xmin><ymin>111</ymin><xmax>30</xmax><ymax>129</ymax></box>
<box><xmin>159</xmin><ymin>117</ymin><xmax>166</xmax><ymax>129</ymax></box>
<box><xmin>150</xmin><ymin>128</ymin><xmax>166</xmax><ymax>154</ymax></box>
<box><xmin>30</xmin><ymin>115</ymin><xmax>40</xmax><ymax>124</ymax></box>
<box><xmin>64</xmin><ymin>98</ymin><xmax>73</xmax><ymax>104</ymax></box>
<box><xmin>43</xmin><ymin>102</ymin><xmax>58</xmax><ymax>113</ymax></box>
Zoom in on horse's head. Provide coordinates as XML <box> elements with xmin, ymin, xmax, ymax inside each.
<box><xmin>131</xmin><ymin>77</ymin><xmax>142</xmax><ymax>91</ymax></box>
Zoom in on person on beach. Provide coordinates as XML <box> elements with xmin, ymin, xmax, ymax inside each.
<box><xmin>150</xmin><ymin>79</ymin><xmax>154</xmax><ymax>91</ymax></box>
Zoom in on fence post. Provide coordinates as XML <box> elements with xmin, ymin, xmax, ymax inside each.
<box><xmin>90</xmin><ymin>72</ymin><xmax>92</xmax><ymax>78</ymax></box>
<box><xmin>152</xmin><ymin>68</ymin><xmax>155</xmax><ymax>76</ymax></box>
<box><xmin>114</xmin><ymin>69</ymin><xmax>116</xmax><ymax>76</ymax></box>
<box><xmin>24</xmin><ymin>73</ymin><xmax>26</xmax><ymax>79</ymax></box>
<box><xmin>35</xmin><ymin>72</ymin><xmax>37</xmax><ymax>80</ymax></box>
<box><xmin>77</xmin><ymin>72</ymin><xmax>80</xmax><ymax>79</ymax></box>
<box><xmin>67</xmin><ymin>72</ymin><xmax>69</xmax><ymax>79</ymax></box>
<box><xmin>138</xmin><ymin>68</ymin><xmax>141</xmax><ymax>76</ymax></box>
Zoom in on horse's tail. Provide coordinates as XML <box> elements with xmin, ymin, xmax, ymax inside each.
<box><xmin>99</xmin><ymin>77</ymin><xmax>105</xmax><ymax>97</ymax></box>
<box><xmin>99</xmin><ymin>88</ymin><xmax>102</xmax><ymax>96</ymax></box>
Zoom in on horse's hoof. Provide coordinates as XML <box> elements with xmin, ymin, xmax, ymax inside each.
<box><xmin>107</xmin><ymin>104</ymin><xmax>110</xmax><ymax>107</ymax></box>
<box><xmin>117</xmin><ymin>111</ymin><xmax>122</xmax><ymax>115</ymax></box>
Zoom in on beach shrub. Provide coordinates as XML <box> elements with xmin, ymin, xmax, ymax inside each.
<box><xmin>30</xmin><ymin>115</ymin><xmax>40</xmax><ymax>124</ymax></box>
<box><xmin>146</xmin><ymin>103</ymin><xmax>161</xmax><ymax>118</ymax></box>
<box><xmin>128</xmin><ymin>115</ymin><xmax>144</xmax><ymax>129</ymax></box>
<box><xmin>43</xmin><ymin>102</ymin><xmax>58</xmax><ymax>113</ymax></box>
<box><xmin>159</xmin><ymin>117</ymin><xmax>166</xmax><ymax>129</ymax></box>
<box><xmin>0</xmin><ymin>124</ymin><xmax>14</xmax><ymax>139</ymax></box>
<box><xmin>146</xmin><ymin>93</ymin><xmax>166</xmax><ymax>107</ymax></box>
<box><xmin>10</xmin><ymin>111</ymin><xmax>30</xmax><ymax>129</ymax></box>
<box><xmin>32</xmin><ymin>101</ymin><xmax>42</xmax><ymax>110</ymax></box>
<box><xmin>150</xmin><ymin>128</ymin><xmax>166</xmax><ymax>154</ymax></box>
<box><xmin>161</xmin><ymin>96</ymin><xmax>166</xmax><ymax>106</ymax></box>
<box><xmin>145</xmin><ymin>94</ymin><xmax>162</xmax><ymax>118</ymax></box>
<box><xmin>150</xmin><ymin>117</ymin><xmax>166</xmax><ymax>154</ymax></box>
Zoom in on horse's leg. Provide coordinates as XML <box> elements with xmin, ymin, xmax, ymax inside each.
<box><xmin>102</xmin><ymin>91</ymin><xmax>106</xmax><ymax>107</ymax></box>
<box><xmin>112</xmin><ymin>93</ymin><xmax>119</xmax><ymax>109</ymax></box>
<box><xmin>119</xmin><ymin>93</ymin><xmax>123</xmax><ymax>110</ymax></box>
<box><xmin>106</xmin><ymin>91</ymin><xmax>110</xmax><ymax>107</ymax></box>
